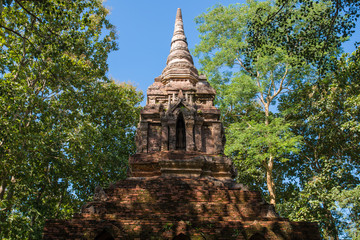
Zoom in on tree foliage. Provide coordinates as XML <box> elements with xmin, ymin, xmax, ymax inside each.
<box><xmin>226</xmin><ymin>118</ymin><xmax>302</xmax><ymax>191</ymax></box>
<box><xmin>0</xmin><ymin>1</ymin><xmax>142</xmax><ymax>239</ymax></box>
<box><xmin>194</xmin><ymin>0</ymin><xmax>347</xmax><ymax>206</ymax></box>
<box><xmin>194</xmin><ymin>0</ymin><xmax>359</xmax><ymax>238</ymax></box>
<box><xmin>278</xmin><ymin>49</ymin><xmax>360</xmax><ymax>239</ymax></box>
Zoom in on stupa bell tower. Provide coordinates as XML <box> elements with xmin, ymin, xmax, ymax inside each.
<box><xmin>131</xmin><ymin>8</ymin><xmax>233</xmax><ymax>179</ymax></box>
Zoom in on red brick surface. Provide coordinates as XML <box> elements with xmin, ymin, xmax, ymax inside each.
<box><xmin>43</xmin><ymin>177</ymin><xmax>321</xmax><ymax>240</ymax></box>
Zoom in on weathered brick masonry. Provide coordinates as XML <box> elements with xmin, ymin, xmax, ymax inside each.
<box><xmin>43</xmin><ymin>8</ymin><xmax>321</xmax><ymax>240</ymax></box>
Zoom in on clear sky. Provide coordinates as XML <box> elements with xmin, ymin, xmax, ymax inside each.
<box><xmin>103</xmin><ymin>0</ymin><xmax>359</xmax><ymax>105</ymax></box>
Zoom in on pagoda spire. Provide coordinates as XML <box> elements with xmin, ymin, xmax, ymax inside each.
<box><xmin>168</xmin><ymin>8</ymin><xmax>192</xmax><ymax>63</ymax></box>
<box><xmin>161</xmin><ymin>8</ymin><xmax>198</xmax><ymax>83</ymax></box>
<box><xmin>171</xmin><ymin>9</ymin><xmax>186</xmax><ymax>45</ymax></box>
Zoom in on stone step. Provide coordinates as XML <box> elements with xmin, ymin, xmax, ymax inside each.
<box><xmin>106</xmin><ymin>188</ymin><xmax>263</xmax><ymax>204</ymax></box>
<box><xmin>80</xmin><ymin>201</ymin><xmax>278</xmax><ymax>220</ymax></box>
<box><xmin>44</xmin><ymin>218</ymin><xmax>321</xmax><ymax>240</ymax></box>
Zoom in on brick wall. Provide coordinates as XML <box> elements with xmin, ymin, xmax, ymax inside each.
<box><xmin>43</xmin><ymin>177</ymin><xmax>321</xmax><ymax>240</ymax></box>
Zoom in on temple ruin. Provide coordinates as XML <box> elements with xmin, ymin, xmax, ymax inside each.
<box><xmin>43</xmin><ymin>8</ymin><xmax>321</xmax><ymax>240</ymax></box>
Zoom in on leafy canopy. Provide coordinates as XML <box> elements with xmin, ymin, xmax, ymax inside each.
<box><xmin>194</xmin><ymin>0</ymin><xmax>359</xmax><ymax>238</ymax></box>
<box><xmin>0</xmin><ymin>0</ymin><xmax>143</xmax><ymax>239</ymax></box>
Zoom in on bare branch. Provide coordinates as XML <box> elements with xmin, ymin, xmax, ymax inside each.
<box><xmin>273</xmin><ymin>64</ymin><xmax>289</xmax><ymax>98</ymax></box>
<box><xmin>268</xmin><ymin>70</ymin><xmax>274</xmax><ymax>98</ymax></box>
<box><xmin>256</xmin><ymin>70</ymin><xmax>266</xmax><ymax>106</ymax></box>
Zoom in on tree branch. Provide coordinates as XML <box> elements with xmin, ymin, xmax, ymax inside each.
<box><xmin>318</xmin><ymin>0</ymin><xmax>340</xmax><ymax>76</ymax></box>
<box><xmin>268</xmin><ymin>70</ymin><xmax>274</xmax><ymax>98</ymax></box>
<box><xmin>263</xmin><ymin>3</ymin><xmax>287</xmax><ymax>27</ymax></box>
<box><xmin>236</xmin><ymin>57</ymin><xmax>255</xmax><ymax>76</ymax></box>
<box><xmin>0</xmin><ymin>23</ymin><xmax>24</xmax><ymax>39</ymax></box>
<box><xmin>273</xmin><ymin>64</ymin><xmax>289</xmax><ymax>98</ymax></box>
<box><xmin>254</xmin><ymin>2</ymin><xmax>287</xmax><ymax>41</ymax></box>
<box><xmin>256</xmin><ymin>70</ymin><xmax>266</xmax><ymax>106</ymax></box>
<box><xmin>0</xmin><ymin>23</ymin><xmax>37</xmax><ymax>50</ymax></box>
<box><xmin>14</xmin><ymin>0</ymin><xmax>59</xmax><ymax>37</ymax></box>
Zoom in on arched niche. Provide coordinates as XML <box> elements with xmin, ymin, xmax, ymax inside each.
<box><xmin>95</xmin><ymin>230</ymin><xmax>115</xmax><ymax>240</ymax></box>
<box><xmin>173</xmin><ymin>233</ymin><xmax>191</xmax><ymax>240</ymax></box>
<box><xmin>249</xmin><ymin>233</ymin><xmax>266</xmax><ymax>240</ymax></box>
<box><xmin>176</xmin><ymin>112</ymin><xmax>186</xmax><ymax>150</ymax></box>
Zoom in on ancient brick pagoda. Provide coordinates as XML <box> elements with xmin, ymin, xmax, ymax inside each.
<box><xmin>43</xmin><ymin>9</ymin><xmax>321</xmax><ymax>240</ymax></box>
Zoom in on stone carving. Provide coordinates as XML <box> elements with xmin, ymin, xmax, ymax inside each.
<box><xmin>81</xmin><ymin>202</ymin><xmax>106</xmax><ymax>214</ymax></box>
<box><xmin>134</xmin><ymin>7</ymin><xmax>226</xmax><ymax>164</ymax></box>
<box><xmin>93</xmin><ymin>186</ymin><xmax>107</xmax><ymax>201</ymax></box>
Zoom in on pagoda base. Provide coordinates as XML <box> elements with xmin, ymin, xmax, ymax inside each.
<box><xmin>43</xmin><ymin>177</ymin><xmax>321</xmax><ymax>240</ymax></box>
<box><xmin>129</xmin><ymin>151</ymin><xmax>235</xmax><ymax>179</ymax></box>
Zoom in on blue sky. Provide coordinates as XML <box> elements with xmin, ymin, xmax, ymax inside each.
<box><xmin>103</xmin><ymin>0</ymin><xmax>359</xmax><ymax>105</ymax></box>
<box><xmin>103</xmin><ymin>0</ymin><xmax>244</xmax><ymax>100</ymax></box>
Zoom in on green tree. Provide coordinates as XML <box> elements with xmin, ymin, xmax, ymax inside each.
<box><xmin>278</xmin><ymin>49</ymin><xmax>360</xmax><ymax>240</ymax></box>
<box><xmin>194</xmin><ymin>0</ymin><xmax>350</xmax><ymax>206</ymax></box>
<box><xmin>194</xmin><ymin>1</ymin><xmax>358</xmax><ymax>237</ymax></box>
<box><xmin>0</xmin><ymin>1</ymin><xmax>143</xmax><ymax>239</ymax></box>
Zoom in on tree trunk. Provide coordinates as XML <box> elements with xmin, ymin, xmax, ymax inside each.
<box><xmin>0</xmin><ymin>178</ymin><xmax>7</xmax><ymax>200</ymax></box>
<box><xmin>324</xmin><ymin>206</ymin><xmax>339</xmax><ymax>240</ymax></box>
<box><xmin>264</xmin><ymin>103</ymin><xmax>276</xmax><ymax>206</ymax></box>
<box><xmin>266</xmin><ymin>155</ymin><xmax>276</xmax><ymax>205</ymax></box>
<box><xmin>265</xmin><ymin>103</ymin><xmax>269</xmax><ymax>126</ymax></box>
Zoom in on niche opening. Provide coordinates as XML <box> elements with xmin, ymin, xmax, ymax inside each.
<box><xmin>176</xmin><ymin>112</ymin><xmax>186</xmax><ymax>150</ymax></box>
<box><xmin>95</xmin><ymin>230</ymin><xmax>114</xmax><ymax>240</ymax></box>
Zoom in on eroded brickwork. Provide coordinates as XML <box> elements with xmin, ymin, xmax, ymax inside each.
<box><xmin>44</xmin><ymin>178</ymin><xmax>320</xmax><ymax>240</ymax></box>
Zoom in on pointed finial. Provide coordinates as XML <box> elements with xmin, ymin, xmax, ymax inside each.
<box><xmin>176</xmin><ymin>8</ymin><xmax>182</xmax><ymax>20</ymax></box>
<box><xmin>166</xmin><ymin>8</ymin><xmax>194</xmax><ymax>66</ymax></box>
<box><xmin>171</xmin><ymin>8</ymin><xmax>186</xmax><ymax>45</ymax></box>
<box><xmin>161</xmin><ymin>8</ymin><xmax>199</xmax><ymax>83</ymax></box>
